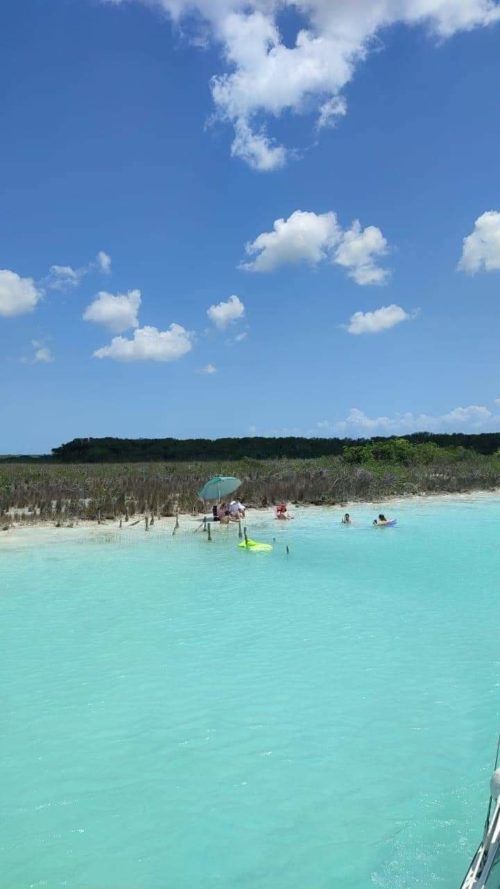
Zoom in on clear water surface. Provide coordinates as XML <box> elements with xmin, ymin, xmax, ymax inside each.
<box><xmin>1</xmin><ymin>496</ymin><xmax>499</xmax><ymax>889</ymax></box>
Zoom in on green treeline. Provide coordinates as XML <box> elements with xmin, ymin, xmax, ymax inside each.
<box><xmin>343</xmin><ymin>438</ymin><xmax>473</xmax><ymax>465</ymax></box>
<box><xmin>2</xmin><ymin>433</ymin><xmax>499</xmax><ymax>464</ymax></box>
<box><xmin>43</xmin><ymin>432</ymin><xmax>500</xmax><ymax>462</ymax></box>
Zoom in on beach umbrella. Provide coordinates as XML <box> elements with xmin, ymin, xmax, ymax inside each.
<box><xmin>198</xmin><ymin>476</ymin><xmax>241</xmax><ymax>502</ymax></box>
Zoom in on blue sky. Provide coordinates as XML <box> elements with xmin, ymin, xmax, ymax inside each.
<box><xmin>2</xmin><ymin>0</ymin><xmax>500</xmax><ymax>453</ymax></box>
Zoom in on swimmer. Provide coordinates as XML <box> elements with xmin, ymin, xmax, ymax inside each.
<box><xmin>275</xmin><ymin>503</ymin><xmax>293</xmax><ymax>520</ymax></box>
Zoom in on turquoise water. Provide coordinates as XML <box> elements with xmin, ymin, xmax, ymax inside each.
<box><xmin>1</xmin><ymin>497</ymin><xmax>499</xmax><ymax>889</ymax></box>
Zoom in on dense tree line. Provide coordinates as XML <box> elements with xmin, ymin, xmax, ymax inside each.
<box><xmin>41</xmin><ymin>432</ymin><xmax>500</xmax><ymax>462</ymax></box>
<box><xmin>342</xmin><ymin>438</ymin><xmax>472</xmax><ymax>465</ymax></box>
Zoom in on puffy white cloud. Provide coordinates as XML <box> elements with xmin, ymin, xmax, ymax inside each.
<box><xmin>243</xmin><ymin>209</ymin><xmax>389</xmax><ymax>283</ymax></box>
<box><xmin>94</xmin><ymin>324</ymin><xmax>193</xmax><ymax>361</ymax></box>
<box><xmin>104</xmin><ymin>1</ymin><xmax>500</xmax><ymax>169</ymax></box>
<box><xmin>200</xmin><ymin>362</ymin><xmax>217</xmax><ymax>374</ymax></box>
<box><xmin>0</xmin><ymin>270</ymin><xmax>42</xmax><ymax>317</ymax></box>
<box><xmin>96</xmin><ymin>250</ymin><xmax>112</xmax><ymax>274</ymax></box>
<box><xmin>83</xmin><ymin>289</ymin><xmax>141</xmax><ymax>333</ymax></box>
<box><xmin>333</xmin><ymin>220</ymin><xmax>389</xmax><ymax>285</ymax></box>
<box><xmin>346</xmin><ymin>304</ymin><xmax>412</xmax><ymax>335</ymax></box>
<box><xmin>242</xmin><ymin>210</ymin><xmax>340</xmax><ymax>271</ymax></box>
<box><xmin>458</xmin><ymin>210</ymin><xmax>500</xmax><ymax>273</ymax></box>
<box><xmin>334</xmin><ymin>403</ymin><xmax>498</xmax><ymax>435</ymax></box>
<box><xmin>207</xmin><ymin>294</ymin><xmax>245</xmax><ymax>328</ymax></box>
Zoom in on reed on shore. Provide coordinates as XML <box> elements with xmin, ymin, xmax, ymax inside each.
<box><xmin>1</xmin><ymin>443</ymin><xmax>499</xmax><ymax>526</ymax></box>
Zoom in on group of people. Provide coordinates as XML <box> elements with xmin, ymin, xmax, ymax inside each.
<box><xmin>341</xmin><ymin>512</ymin><xmax>394</xmax><ymax>526</ymax></box>
<box><xmin>212</xmin><ymin>500</ymin><xmax>294</xmax><ymax>523</ymax></box>
<box><xmin>212</xmin><ymin>502</ymin><xmax>393</xmax><ymax>526</ymax></box>
<box><xmin>212</xmin><ymin>499</ymin><xmax>245</xmax><ymax>524</ymax></box>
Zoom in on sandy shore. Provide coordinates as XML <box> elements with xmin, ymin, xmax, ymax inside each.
<box><xmin>1</xmin><ymin>489</ymin><xmax>500</xmax><ymax>549</ymax></box>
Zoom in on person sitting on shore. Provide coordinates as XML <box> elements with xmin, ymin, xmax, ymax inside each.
<box><xmin>229</xmin><ymin>500</ymin><xmax>245</xmax><ymax>520</ymax></box>
<box><xmin>341</xmin><ymin>513</ymin><xmax>351</xmax><ymax>524</ymax></box>
<box><xmin>217</xmin><ymin>502</ymin><xmax>231</xmax><ymax>524</ymax></box>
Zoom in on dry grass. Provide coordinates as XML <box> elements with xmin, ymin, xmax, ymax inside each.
<box><xmin>0</xmin><ymin>455</ymin><xmax>499</xmax><ymax>526</ymax></box>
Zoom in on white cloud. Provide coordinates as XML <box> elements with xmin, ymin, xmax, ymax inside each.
<box><xmin>46</xmin><ymin>250</ymin><xmax>112</xmax><ymax>291</ymax></box>
<box><xmin>333</xmin><ymin>220</ymin><xmax>389</xmax><ymax>285</ymax></box>
<box><xmin>317</xmin><ymin>95</ymin><xmax>347</xmax><ymax>130</ymax></box>
<box><xmin>200</xmin><ymin>362</ymin><xmax>217</xmax><ymax>374</ymax></box>
<box><xmin>242</xmin><ymin>210</ymin><xmax>340</xmax><ymax>271</ymax></box>
<box><xmin>207</xmin><ymin>294</ymin><xmax>245</xmax><ymax>328</ymax></box>
<box><xmin>231</xmin><ymin>119</ymin><xmax>287</xmax><ymax>172</ymax></box>
<box><xmin>46</xmin><ymin>264</ymin><xmax>85</xmax><ymax>292</ymax></box>
<box><xmin>235</xmin><ymin>330</ymin><xmax>248</xmax><ymax>341</ymax></box>
<box><xmin>458</xmin><ymin>210</ymin><xmax>500</xmax><ymax>273</ymax></box>
<box><xmin>20</xmin><ymin>340</ymin><xmax>54</xmax><ymax>364</ymax></box>
<box><xmin>0</xmin><ymin>270</ymin><xmax>42</xmax><ymax>317</ymax></box>
<box><xmin>346</xmin><ymin>304</ymin><xmax>413</xmax><ymax>335</ymax></box>
<box><xmin>83</xmin><ymin>289</ymin><xmax>141</xmax><ymax>333</ymax></box>
<box><xmin>104</xmin><ymin>1</ymin><xmax>500</xmax><ymax>170</ymax></box>
<box><xmin>243</xmin><ymin>209</ymin><xmax>389</xmax><ymax>283</ymax></box>
<box><xmin>32</xmin><ymin>341</ymin><xmax>54</xmax><ymax>363</ymax></box>
<box><xmin>96</xmin><ymin>250</ymin><xmax>112</xmax><ymax>274</ymax></box>
<box><xmin>334</xmin><ymin>403</ymin><xmax>499</xmax><ymax>436</ymax></box>
<box><xmin>94</xmin><ymin>324</ymin><xmax>193</xmax><ymax>361</ymax></box>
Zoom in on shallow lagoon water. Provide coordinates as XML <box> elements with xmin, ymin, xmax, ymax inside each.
<box><xmin>1</xmin><ymin>497</ymin><xmax>499</xmax><ymax>889</ymax></box>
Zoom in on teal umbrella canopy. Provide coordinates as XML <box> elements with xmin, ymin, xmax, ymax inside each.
<box><xmin>198</xmin><ymin>476</ymin><xmax>241</xmax><ymax>501</ymax></box>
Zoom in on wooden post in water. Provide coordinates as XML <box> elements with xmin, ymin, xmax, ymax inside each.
<box><xmin>119</xmin><ymin>518</ymin><xmax>122</xmax><ymax>529</ymax></box>
<box><xmin>207</xmin><ymin>522</ymin><xmax>212</xmax><ymax>542</ymax></box>
<box><xmin>145</xmin><ymin>516</ymin><xmax>149</xmax><ymax>532</ymax></box>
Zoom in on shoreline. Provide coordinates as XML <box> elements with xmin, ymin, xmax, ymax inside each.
<box><xmin>2</xmin><ymin>488</ymin><xmax>499</xmax><ymax>549</ymax></box>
